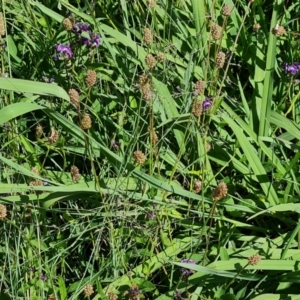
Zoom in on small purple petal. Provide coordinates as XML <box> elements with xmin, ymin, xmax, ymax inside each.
<box><xmin>180</xmin><ymin>259</ymin><xmax>196</xmax><ymax>278</ymax></box>
<box><xmin>202</xmin><ymin>98</ymin><xmax>212</xmax><ymax>110</ymax></box>
<box><xmin>147</xmin><ymin>212</ymin><xmax>155</xmax><ymax>219</ymax></box>
<box><xmin>55</xmin><ymin>43</ymin><xmax>73</xmax><ymax>59</ymax></box>
<box><xmin>283</xmin><ymin>63</ymin><xmax>300</xmax><ymax>76</ymax></box>
<box><xmin>40</xmin><ymin>273</ymin><xmax>46</xmax><ymax>281</ymax></box>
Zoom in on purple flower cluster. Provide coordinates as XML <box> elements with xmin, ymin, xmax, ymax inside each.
<box><xmin>203</xmin><ymin>97</ymin><xmax>212</xmax><ymax>110</ymax></box>
<box><xmin>283</xmin><ymin>63</ymin><xmax>300</xmax><ymax>76</ymax></box>
<box><xmin>180</xmin><ymin>258</ymin><xmax>196</xmax><ymax>278</ymax></box>
<box><xmin>73</xmin><ymin>22</ymin><xmax>101</xmax><ymax>47</ymax></box>
<box><xmin>54</xmin><ymin>22</ymin><xmax>101</xmax><ymax>60</ymax></box>
<box><xmin>55</xmin><ymin>43</ymin><xmax>73</xmax><ymax>60</ymax></box>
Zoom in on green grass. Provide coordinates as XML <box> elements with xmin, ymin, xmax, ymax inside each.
<box><xmin>0</xmin><ymin>0</ymin><xmax>300</xmax><ymax>299</ymax></box>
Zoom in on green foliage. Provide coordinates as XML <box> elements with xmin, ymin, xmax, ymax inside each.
<box><xmin>0</xmin><ymin>0</ymin><xmax>300</xmax><ymax>299</ymax></box>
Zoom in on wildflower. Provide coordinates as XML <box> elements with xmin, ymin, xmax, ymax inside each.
<box><xmin>193</xmin><ymin>80</ymin><xmax>206</xmax><ymax>96</ymax></box>
<box><xmin>193</xmin><ymin>180</ymin><xmax>202</xmax><ymax>194</ymax></box>
<box><xmin>216</xmin><ymin>51</ymin><xmax>226</xmax><ymax>68</ymax></box>
<box><xmin>31</xmin><ymin>167</ymin><xmax>40</xmax><ymax>175</ymax></box>
<box><xmin>73</xmin><ymin>22</ymin><xmax>90</xmax><ymax>34</ymax></box>
<box><xmin>55</xmin><ymin>43</ymin><xmax>73</xmax><ymax>59</ymax></box>
<box><xmin>147</xmin><ymin>211</ymin><xmax>155</xmax><ymax>218</ymax></box>
<box><xmin>129</xmin><ymin>284</ymin><xmax>140</xmax><ymax>300</ymax></box>
<box><xmin>134</xmin><ymin>150</ymin><xmax>146</xmax><ymax>164</ymax></box>
<box><xmin>68</xmin><ymin>88</ymin><xmax>80</xmax><ymax>107</ymax></box>
<box><xmin>48</xmin><ymin>294</ymin><xmax>56</xmax><ymax>300</ymax></box>
<box><xmin>70</xmin><ymin>166</ymin><xmax>80</xmax><ymax>182</ymax></box>
<box><xmin>62</xmin><ymin>18</ymin><xmax>74</xmax><ymax>31</ymax></box>
<box><xmin>157</xmin><ymin>52</ymin><xmax>166</xmax><ymax>62</ymax></box>
<box><xmin>48</xmin><ymin>128</ymin><xmax>59</xmax><ymax>143</ymax></box>
<box><xmin>138</xmin><ymin>73</ymin><xmax>149</xmax><ymax>87</ymax></box>
<box><xmin>81</xmin><ymin>113</ymin><xmax>92</xmax><ymax>130</ymax></box>
<box><xmin>248</xmin><ymin>253</ymin><xmax>261</xmax><ymax>266</ymax></box>
<box><xmin>222</xmin><ymin>4</ymin><xmax>232</xmax><ymax>17</ymax></box>
<box><xmin>0</xmin><ymin>204</ymin><xmax>7</xmax><ymax>220</ymax></box>
<box><xmin>192</xmin><ymin>99</ymin><xmax>202</xmax><ymax>117</ymax></box>
<box><xmin>143</xmin><ymin>28</ymin><xmax>153</xmax><ymax>45</ymax></box>
<box><xmin>83</xmin><ymin>32</ymin><xmax>101</xmax><ymax>47</ymax></box>
<box><xmin>283</xmin><ymin>63</ymin><xmax>300</xmax><ymax>76</ymax></box>
<box><xmin>145</xmin><ymin>54</ymin><xmax>156</xmax><ymax>70</ymax></box>
<box><xmin>148</xmin><ymin>127</ymin><xmax>158</xmax><ymax>145</ymax></box>
<box><xmin>205</xmin><ymin>142</ymin><xmax>211</xmax><ymax>152</ymax></box>
<box><xmin>83</xmin><ymin>284</ymin><xmax>94</xmax><ymax>297</ymax></box>
<box><xmin>0</xmin><ymin>12</ymin><xmax>5</xmax><ymax>36</ymax></box>
<box><xmin>36</xmin><ymin>124</ymin><xmax>43</xmax><ymax>138</ymax></box>
<box><xmin>108</xmin><ymin>292</ymin><xmax>118</xmax><ymax>300</ymax></box>
<box><xmin>141</xmin><ymin>83</ymin><xmax>152</xmax><ymax>101</ymax></box>
<box><xmin>212</xmin><ymin>182</ymin><xmax>228</xmax><ymax>201</ymax></box>
<box><xmin>272</xmin><ymin>24</ymin><xmax>286</xmax><ymax>36</ymax></box>
<box><xmin>180</xmin><ymin>258</ymin><xmax>196</xmax><ymax>278</ymax></box>
<box><xmin>253</xmin><ymin>23</ymin><xmax>261</xmax><ymax>31</ymax></box>
<box><xmin>40</xmin><ymin>273</ymin><xmax>46</xmax><ymax>281</ymax></box>
<box><xmin>211</xmin><ymin>23</ymin><xmax>222</xmax><ymax>40</ymax></box>
<box><xmin>86</xmin><ymin>70</ymin><xmax>97</xmax><ymax>87</ymax></box>
<box><xmin>202</xmin><ymin>97</ymin><xmax>212</xmax><ymax>110</ymax></box>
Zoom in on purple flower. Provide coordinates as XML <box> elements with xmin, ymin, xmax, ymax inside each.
<box><xmin>55</xmin><ymin>43</ymin><xmax>73</xmax><ymax>59</ymax></box>
<box><xmin>283</xmin><ymin>63</ymin><xmax>300</xmax><ymax>76</ymax></box>
<box><xmin>73</xmin><ymin>23</ymin><xmax>90</xmax><ymax>34</ymax></box>
<box><xmin>40</xmin><ymin>273</ymin><xmax>46</xmax><ymax>281</ymax></box>
<box><xmin>203</xmin><ymin>98</ymin><xmax>212</xmax><ymax>110</ymax></box>
<box><xmin>180</xmin><ymin>259</ymin><xmax>196</xmax><ymax>278</ymax></box>
<box><xmin>83</xmin><ymin>32</ymin><xmax>101</xmax><ymax>47</ymax></box>
<box><xmin>147</xmin><ymin>212</ymin><xmax>155</xmax><ymax>219</ymax></box>
<box><xmin>112</xmin><ymin>140</ymin><xmax>121</xmax><ymax>149</ymax></box>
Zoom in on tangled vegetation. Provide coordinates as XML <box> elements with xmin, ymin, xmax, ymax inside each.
<box><xmin>0</xmin><ymin>0</ymin><xmax>300</xmax><ymax>299</ymax></box>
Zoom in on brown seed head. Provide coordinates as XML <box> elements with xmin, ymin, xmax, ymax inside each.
<box><xmin>272</xmin><ymin>25</ymin><xmax>286</xmax><ymax>36</ymax></box>
<box><xmin>205</xmin><ymin>142</ymin><xmax>211</xmax><ymax>152</ymax></box>
<box><xmin>145</xmin><ymin>54</ymin><xmax>156</xmax><ymax>70</ymax></box>
<box><xmin>81</xmin><ymin>113</ymin><xmax>92</xmax><ymax>130</ymax></box>
<box><xmin>48</xmin><ymin>129</ymin><xmax>59</xmax><ymax>144</ymax></box>
<box><xmin>148</xmin><ymin>127</ymin><xmax>158</xmax><ymax>145</ymax></box>
<box><xmin>129</xmin><ymin>284</ymin><xmax>140</xmax><ymax>300</ymax></box>
<box><xmin>138</xmin><ymin>73</ymin><xmax>149</xmax><ymax>87</ymax></box>
<box><xmin>212</xmin><ymin>182</ymin><xmax>228</xmax><ymax>201</ymax></box>
<box><xmin>193</xmin><ymin>180</ymin><xmax>203</xmax><ymax>194</ymax></box>
<box><xmin>141</xmin><ymin>83</ymin><xmax>152</xmax><ymax>101</ymax></box>
<box><xmin>211</xmin><ymin>24</ymin><xmax>222</xmax><ymax>40</ymax></box>
<box><xmin>222</xmin><ymin>4</ymin><xmax>232</xmax><ymax>17</ymax></box>
<box><xmin>216</xmin><ymin>51</ymin><xmax>226</xmax><ymax>68</ymax></box>
<box><xmin>108</xmin><ymin>292</ymin><xmax>118</xmax><ymax>300</ymax></box>
<box><xmin>70</xmin><ymin>166</ymin><xmax>80</xmax><ymax>182</ymax></box>
<box><xmin>157</xmin><ymin>52</ymin><xmax>166</xmax><ymax>62</ymax></box>
<box><xmin>193</xmin><ymin>80</ymin><xmax>206</xmax><ymax>96</ymax></box>
<box><xmin>48</xmin><ymin>294</ymin><xmax>56</xmax><ymax>300</ymax></box>
<box><xmin>147</xmin><ymin>0</ymin><xmax>156</xmax><ymax>8</ymax></box>
<box><xmin>0</xmin><ymin>13</ymin><xmax>5</xmax><ymax>36</ymax></box>
<box><xmin>36</xmin><ymin>124</ymin><xmax>43</xmax><ymax>138</ymax></box>
<box><xmin>62</xmin><ymin>18</ymin><xmax>73</xmax><ymax>31</ymax></box>
<box><xmin>86</xmin><ymin>70</ymin><xmax>97</xmax><ymax>87</ymax></box>
<box><xmin>134</xmin><ymin>151</ymin><xmax>146</xmax><ymax>164</ymax></box>
<box><xmin>143</xmin><ymin>28</ymin><xmax>153</xmax><ymax>45</ymax></box>
<box><xmin>29</xmin><ymin>179</ymin><xmax>43</xmax><ymax>186</ymax></box>
<box><xmin>0</xmin><ymin>204</ymin><xmax>7</xmax><ymax>220</ymax></box>
<box><xmin>253</xmin><ymin>23</ymin><xmax>261</xmax><ymax>31</ymax></box>
<box><xmin>192</xmin><ymin>99</ymin><xmax>203</xmax><ymax>117</ymax></box>
<box><xmin>31</xmin><ymin>167</ymin><xmax>40</xmax><ymax>175</ymax></box>
<box><xmin>83</xmin><ymin>284</ymin><xmax>94</xmax><ymax>297</ymax></box>
<box><xmin>248</xmin><ymin>253</ymin><xmax>261</xmax><ymax>266</ymax></box>
<box><xmin>68</xmin><ymin>89</ymin><xmax>80</xmax><ymax>108</ymax></box>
